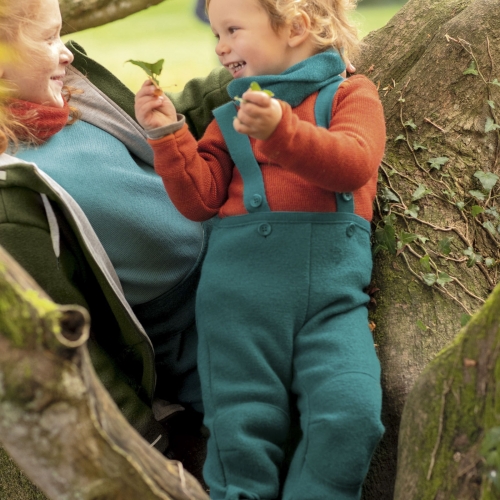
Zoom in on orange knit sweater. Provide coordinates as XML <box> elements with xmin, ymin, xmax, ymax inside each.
<box><xmin>150</xmin><ymin>75</ymin><xmax>386</xmax><ymax>222</ymax></box>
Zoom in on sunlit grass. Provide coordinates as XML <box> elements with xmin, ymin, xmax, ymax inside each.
<box><xmin>63</xmin><ymin>0</ymin><xmax>404</xmax><ymax>92</ymax></box>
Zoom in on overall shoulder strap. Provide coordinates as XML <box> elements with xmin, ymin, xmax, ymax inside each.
<box><xmin>314</xmin><ymin>78</ymin><xmax>354</xmax><ymax>214</ymax></box>
<box><xmin>213</xmin><ymin>102</ymin><xmax>271</xmax><ymax>213</ymax></box>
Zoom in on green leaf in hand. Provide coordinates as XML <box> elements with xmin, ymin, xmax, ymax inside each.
<box><xmin>234</xmin><ymin>81</ymin><xmax>275</xmax><ymax>104</ymax></box>
<box><xmin>126</xmin><ymin>59</ymin><xmax>164</xmax><ymax>94</ymax></box>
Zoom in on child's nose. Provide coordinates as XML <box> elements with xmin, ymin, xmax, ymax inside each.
<box><xmin>215</xmin><ymin>39</ymin><xmax>229</xmax><ymax>57</ymax></box>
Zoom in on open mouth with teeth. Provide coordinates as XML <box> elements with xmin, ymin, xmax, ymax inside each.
<box><xmin>227</xmin><ymin>61</ymin><xmax>246</xmax><ymax>77</ymax></box>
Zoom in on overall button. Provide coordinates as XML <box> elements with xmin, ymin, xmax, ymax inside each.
<box><xmin>250</xmin><ymin>194</ymin><xmax>263</xmax><ymax>208</ymax></box>
<box><xmin>258</xmin><ymin>223</ymin><xmax>272</xmax><ymax>236</ymax></box>
<box><xmin>342</xmin><ymin>192</ymin><xmax>353</xmax><ymax>201</ymax></box>
<box><xmin>346</xmin><ymin>223</ymin><xmax>356</xmax><ymax>237</ymax></box>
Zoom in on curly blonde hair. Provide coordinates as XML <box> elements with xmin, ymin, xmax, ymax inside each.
<box><xmin>206</xmin><ymin>0</ymin><xmax>360</xmax><ymax>62</ymax></box>
<box><xmin>0</xmin><ymin>0</ymin><xmax>78</xmax><ymax>150</ymax></box>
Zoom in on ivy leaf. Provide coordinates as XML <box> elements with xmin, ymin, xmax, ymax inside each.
<box><xmin>417</xmin><ymin>235</ymin><xmax>430</xmax><ymax>244</ymax></box>
<box><xmin>404</xmin><ymin>204</ymin><xmax>420</xmax><ymax>218</ymax></box>
<box><xmin>126</xmin><ymin>59</ymin><xmax>164</xmax><ymax>86</ymax></box>
<box><xmin>416</xmin><ymin>320</ymin><xmax>427</xmax><ymax>332</ymax></box>
<box><xmin>463</xmin><ymin>60</ymin><xmax>478</xmax><ymax>76</ymax></box>
<box><xmin>412</xmin><ymin>184</ymin><xmax>432</xmax><ymax>201</ymax></box>
<box><xmin>427</xmin><ymin>157</ymin><xmax>449</xmax><ymax>170</ymax></box>
<box><xmin>399</xmin><ymin>231</ymin><xmax>418</xmax><ymax>246</ymax></box>
<box><xmin>456</xmin><ymin>201</ymin><xmax>465</xmax><ymax>210</ymax></box>
<box><xmin>413</xmin><ymin>141</ymin><xmax>427</xmax><ymax>151</ymax></box>
<box><xmin>485</xmin><ymin>117</ymin><xmax>500</xmax><ymax>133</ymax></box>
<box><xmin>491</xmin><ymin>78</ymin><xmax>500</xmax><ymax>87</ymax></box>
<box><xmin>381</xmin><ymin>187</ymin><xmax>400</xmax><ymax>202</ymax></box>
<box><xmin>420</xmin><ymin>254</ymin><xmax>431</xmax><ymax>272</ymax></box>
<box><xmin>438</xmin><ymin>237</ymin><xmax>453</xmax><ymax>255</ymax></box>
<box><xmin>475</xmin><ymin>170</ymin><xmax>499</xmax><ymax>191</ymax></box>
<box><xmin>471</xmin><ymin>205</ymin><xmax>485</xmax><ymax>217</ymax></box>
<box><xmin>469</xmin><ymin>190</ymin><xmax>486</xmax><ymax>201</ymax></box>
<box><xmin>437</xmin><ymin>272</ymin><xmax>453</xmax><ymax>286</ymax></box>
<box><xmin>394</xmin><ymin>134</ymin><xmax>406</xmax><ymax>142</ymax></box>
<box><xmin>485</xmin><ymin>207</ymin><xmax>499</xmax><ymax>219</ymax></box>
<box><xmin>463</xmin><ymin>247</ymin><xmax>483</xmax><ymax>267</ymax></box>
<box><xmin>487</xmin><ymin>100</ymin><xmax>496</xmax><ymax>109</ymax></box>
<box><xmin>374</xmin><ymin>224</ymin><xmax>397</xmax><ymax>255</ymax></box>
<box><xmin>404</xmin><ymin>119</ymin><xmax>417</xmax><ymax>130</ymax></box>
<box><xmin>483</xmin><ymin>220</ymin><xmax>498</xmax><ymax>235</ymax></box>
<box><xmin>422</xmin><ymin>273</ymin><xmax>437</xmax><ymax>286</ymax></box>
<box><xmin>460</xmin><ymin>313</ymin><xmax>471</xmax><ymax>326</ymax></box>
<box><xmin>485</xmin><ymin>257</ymin><xmax>496</xmax><ymax>268</ymax></box>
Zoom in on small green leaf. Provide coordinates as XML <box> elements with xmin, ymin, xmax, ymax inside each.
<box><xmin>491</xmin><ymin>78</ymin><xmax>500</xmax><ymax>87</ymax></box>
<box><xmin>422</xmin><ymin>273</ymin><xmax>437</xmax><ymax>286</ymax></box>
<box><xmin>475</xmin><ymin>170</ymin><xmax>499</xmax><ymax>191</ymax></box>
<box><xmin>404</xmin><ymin>119</ymin><xmax>417</xmax><ymax>130</ymax></box>
<box><xmin>417</xmin><ymin>235</ymin><xmax>429</xmax><ymax>244</ymax></box>
<box><xmin>469</xmin><ymin>190</ymin><xmax>486</xmax><ymax>201</ymax></box>
<box><xmin>381</xmin><ymin>187</ymin><xmax>400</xmax><ymax>202</ymax></box>
<box><xmin>412</xmin><ymin>184</ymin><xmax>432</xmax><ymax>201</ymax></box>
<box><xmin>404</xmin><ymin>204</ymin><xmax>420</xmax><ymax>218</ymax></box>
<box><xmin>394</xmin><ymin>134</ymin><xmax>406</xmax><ymax>142</ymax></box>
<box><xmin>416</xmin><ymin>320</ymin><xmax>427</xmax><ymax>332</ymax></box>
<box><xmin>374</xmin><ymin>224</ymin><xmax>397</xmax><ymax>255</ymax></box>
<box><xmin>487</xmin><ymin>100</ymin><xmax>496</xmax><ymax>109</ymax></box>
<box><xmin>126</xmin><ymin>59</ymin><xmax>164</xmax><ymax>85</ymax></box>
<box><xmin>399</xmin><ymin>231</ymin><xmax>418</xmax><ymax>246</ymax></box>
<box><xmin>460</xmin><ymin>313</ymin><xmax>471</xmax><ymax>326</ymax></box>
<box><xmin>438</xmin><ymin>237</ymin><xmax>453</xmax><ymax>255</ymax></box>
<box><xmin>427</xmin><ymin>157</ymin><xmax>449</xmax><ymax>170</ymax></box>
<box><xmin>420</xmin><ymin>254</ymin><xmax>431</xmax><ymax>272</ymax></box>
<box><xmin>471</xmin><ymin>205</ymin><xmax>485</xmax><ymax>217</ymax></box>
<box><xmin>485</xmin><ymin>257</ymin><xmax>496</xmax><ymax>268</ymax></box>
<box><xmin>456</xmin><ymin>201</ymin><xmax>465</xmax><ymax>210</ymax></box>
<box><xmin>249</xmin><ymin>81</ymin><xmax>274</xmax><ymax>96</ymax></box>
<box><xmin>463</xmin><ymin>60</ymin><xmax>478</xmax><ymax>76</ymax></box>
<box><xmin>437</xmin><ymin>272</ymin><xmax>453</xmax><ymax>285</ymax></box>
<box><xmin>463</xmin><ymin>247</ymin><xmax>483</xmax><ymax>267</ymax></box>
<box><xmin>483</xmin><ymin>220</ymin><xmax>497</xmax><ymax>235</ymax></box>
<box><xmin>485</xmin><ymin>117</ymin><xmax>500</xmax><ymax>133</ymax></box>
<box><xmin>413</xmin><ymin>141</ymin><xmax>427</xmax><ymax>151</ymax></box>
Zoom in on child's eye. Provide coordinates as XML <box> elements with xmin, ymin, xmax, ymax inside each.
<box><xmin>228</xmin><ymin>27</ymin><xmax>239</xmax><ymax>34</ymax></box>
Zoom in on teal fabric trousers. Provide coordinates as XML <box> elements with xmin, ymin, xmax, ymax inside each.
<box><xmin>196</xmin><ymin>211</ymin><xmax>384</xmax><ymax>500</ymax></box>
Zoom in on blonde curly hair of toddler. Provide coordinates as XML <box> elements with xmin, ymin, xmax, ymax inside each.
<box><xmin>206</xmin><ymin>0</ymin><xmax>361</xmax><ymax>62</ymax></box>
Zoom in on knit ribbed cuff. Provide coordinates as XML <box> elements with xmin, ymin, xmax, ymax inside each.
<box><xmin>146</xmin><ymin>114</ymin><xmax>186</xmax><ymax>140</ymax></box>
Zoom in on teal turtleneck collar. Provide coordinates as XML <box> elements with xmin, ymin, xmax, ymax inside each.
<box><xmin>227</xmin><ymin>50</ymin><xmax>345</xmax><ymax>108</ymax></box>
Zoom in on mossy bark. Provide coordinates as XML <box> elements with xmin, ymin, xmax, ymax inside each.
<box><xmin>394</xmin><ymin>281</ymin><xmax>500</xmax><ymax>499</ymax></box>
<box><xmin>0</xmin><ymin>245</ymin><xmax>208</xmax><ymax>500</ymax></box>
<box><xmin>356</xmin><ymin>0</ymin><xmax>500</xmax><ymax>498</ymax></box>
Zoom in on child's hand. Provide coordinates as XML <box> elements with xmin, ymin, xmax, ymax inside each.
<box><xmin>134</xmin><ymin>80</ymin><xmax>178</xmax><ymax>131</ymax></box>
<box><xmin>233</xmin><ymin>90</ymin><xmax>282</xmax><ymax>141</ymax></box>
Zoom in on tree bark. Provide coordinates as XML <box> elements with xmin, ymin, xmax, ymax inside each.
<box><xmin>0</xmin><ymin>245</ymin><xmax>208</xmax><ymax>500</ymax></box>
<box><xmin>60</xmin><ymin>0</ymin><xmax>169</xmax><ymax>35</ymax></box>
<box><xmin>356</xmin><ymin>0</ymin><xmax>500</xmax><ymax>498</ymax></box>
<box><xmin>394</xmin><ymin>281</ymin><xmax>500</xmax><ymax>499</ymax></box>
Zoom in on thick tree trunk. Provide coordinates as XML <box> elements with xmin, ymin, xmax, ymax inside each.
<box><xmin>60</xmin><ymin>0</ymin><xmax>169</xmax><ymax>35</ymax></box>
<box><xmin>356</xmin><ymin>0</ymin><xmax>500</xmax><ymax>498</ymax></box>
<box><xmin>0</xmin><ymin>245</ymin><xmax>208</xmax><ymax>500</ymax></box>
<box><xmin>394</xmin><ymin>281</ymin><xmax>500</xmax><ymax>499</ymax></box>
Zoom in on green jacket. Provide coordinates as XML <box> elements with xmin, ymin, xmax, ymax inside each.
<box><xmin>0</xmin><ymin>42</ymin><xmax>232</xmax><ymax>451</ymax></box>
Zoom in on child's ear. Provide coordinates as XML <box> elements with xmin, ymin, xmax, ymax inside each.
<box><xmin>287</xmin><ymin>11</ymin><xmax>312</xmax><ymax>48</ymax></box>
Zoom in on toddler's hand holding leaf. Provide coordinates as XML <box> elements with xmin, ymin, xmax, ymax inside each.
<box><xmin>234</xmin><ymin>81</ymin><xmax>274</xmax><ymax>104</ymax></box>
<box><xmin>127</xmin><ymin>59</ymin><xmax>165</xmax><ymax>96</ymax></box>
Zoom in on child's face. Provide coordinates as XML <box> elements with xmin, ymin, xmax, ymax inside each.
<box><xmin>0</xmin><ymin>0</ymin><xmax>74</xmax><ymax>107</ymax></box>
<box><xmin>208</xmin><ymin>0</ymin><xmax>295</xmax><ymax>78</ymax></box>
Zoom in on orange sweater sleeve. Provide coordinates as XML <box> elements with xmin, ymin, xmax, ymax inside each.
<box><xmin>255</xmin><ymin>75</ymin><xmax>386</xmax><ymax>193</ymax></box>
<box><xmin>148</xmin><ymin>119</ymin><xmax>234</xmax><ymax>222</ymax></box>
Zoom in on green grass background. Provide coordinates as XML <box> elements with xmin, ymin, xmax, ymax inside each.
<box><xmin>63</xmin><ymin>0</ymin><xmax>405</xmax><ymax>92</ymax></box>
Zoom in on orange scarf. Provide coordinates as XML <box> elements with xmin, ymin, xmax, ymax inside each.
<box><xmin>8</xmin><ymin>98</ymin><xmax>70</xmax><ymax>142</ymax></box>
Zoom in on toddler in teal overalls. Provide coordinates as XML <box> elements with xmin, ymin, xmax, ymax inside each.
<box><xmin>135</xmin><ymin>0</ymin><xmax>386</xmax><ymax>498</ymax></box>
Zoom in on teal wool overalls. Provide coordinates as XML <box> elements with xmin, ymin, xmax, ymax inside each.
<box><xmin>196</xmin><ymin>81</ymin><xmax>384</xmax><ymax>500</ymax></box>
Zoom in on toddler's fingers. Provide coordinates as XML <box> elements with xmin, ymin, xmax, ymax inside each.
<box><xmin>241</xmin><ymin>90</ymin><xmax>271</xmax><ymax>108</ymax></box>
